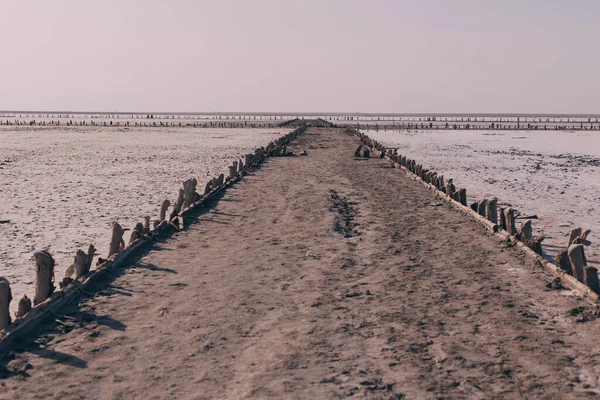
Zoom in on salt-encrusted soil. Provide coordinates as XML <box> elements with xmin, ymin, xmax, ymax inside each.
<box><xmin>366</xmin><ymin>128</ymin><xmax>600</xmax><ymax>265</ymax></box>
<box><xmin>0</xmin><ymin>126</ymin><xmax>289</xmax><ymax>306</ymax></box>
<box><xmin>2</xmin><ymin>128</ymin><xmax>600</xmax><ymax>399</ymax></box>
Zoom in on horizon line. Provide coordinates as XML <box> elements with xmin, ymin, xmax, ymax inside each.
<box><xmin>1</xmin><ymin>110</ymin><xmax>600</xmax><ymax>118</ymax></box>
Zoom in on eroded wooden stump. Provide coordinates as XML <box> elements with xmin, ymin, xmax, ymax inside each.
<box><xmin>159</xmin><ymin>200</ymin><xmax>171</xmax><ymax>221</ymax></box>
<box><xmin>0</xmin><ymin>277</ymin><xmax>11</xmax><ymax>330</ymax></box>
<box><xmin>33</xmin><ymin>250</ymin><xmax>55</xmax><ymax>305</ymax></box>
<box><xmin>458</xmin><ymin>188</ymin><xmax>467</xmax><ymax>206</ymax></box>
<box><xmin>499</xmin><ymin>207</ymin><xmax>507</xmax><ymax>231</ymax></box>
<box><xmin>505</xmin><ymin>208</ymin><xmax>517</xmax><ymax>235</ymax></box>
<box><xmin>568</xmin><ymin>243</ymin><xmax>587</xmax><ymax>282</ymax></box>
<box><xmin>182</xmin><ymin>178</ymin><xmax>199</xmax><ymax>209</ymax></box>
<box><xmin>129</xmin><ymin>222</ymin><xmax>144</xmax><ymax>245</ymax></box>
<box><xmin>477</xmin><ymin>199</ymin><xmax>488</xmax><ymax>217</ymax></box>
<box><xmin>486</xmin><ymin>199</ymin><xmax>498</xmax><ymax>224</ymax></box>
<box><xmin>15</xmin><ymin>294</ymin><xmax>31</xmax><ymax>318</ymax></box>
<box><xmin>108</xmin><ymin>223</ymin><xmax>126</xmax><ymax>258</ymax></box>
<box><xmin>556</xmin><ymin>249</ymin><xmax>573</xmax><ymax>275</ymax></box>
<box><xmin>585</xmin><ymin>267</ymin><xmax>600</xmax><ymax>294</ymax></box>
<box><xmin>520</xmin><ymin>220</ymin><xmax>533</xmax><ymax>240</ymax></box>
<box><xmin>173</xmin><ymin>188</ymin><xmax>185</xmax><ymax>215</ymax></box>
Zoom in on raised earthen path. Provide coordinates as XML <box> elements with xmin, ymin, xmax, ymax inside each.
<box><xmin>2</xmin><ymin>128</ymin><xmax>600</xmax><ymax>399</ymax></box>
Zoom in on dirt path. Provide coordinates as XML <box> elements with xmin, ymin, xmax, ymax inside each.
<box><xmin>2</xmin><ymin>128</ymin><xmax>600</xmax><ymax>399</ymax></box>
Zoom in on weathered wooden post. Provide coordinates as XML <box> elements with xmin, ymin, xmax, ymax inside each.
<box><xmin>217</xmin><ymin>174</ymin><xmax>225</xmax><ymax>186</ymax></box>
<box><xmin>585</xmin><ymin>267</ymin><xmax>600</xmax><ymax>294</ymax></box>
<box><xmin>229</xmin><ymin>165</ymin><xmax>237</xmax><ymax>179</ymax></box>
<box><xmin>15</xmin><ymin>295</ymin><xmax>31</xmax><ymax>318</ymax></box>
<box><xmin>568</xmin><ymin>242</ymin><xmax>587</xmax><ymax>282</ymax></box>
<box><xmin>83</xmin><ymin>244</ymin><xmax>95</xmax><ymax>276</ymax></box>
<box><xmin>568</xmin><ymin>228</ymin><xmax>591</xmax><ymax>246</ymax></box>
<box><xmin>486</xmin><ymin>198</ymin><xmax>498</xmax><ymax>224</ymax></box>
<box><xmin>232</xmin><ymin>161</ymin><xmax>238</xmax><ymax>175</ymax></box>
<box><xmin>520</xmin><ymin>220</ymin><xmax>533</xmax><ymax>240</ymax></box>
<box><xmin>0</xmin><ymin>277</ymin><xmax>11</xmax><ymax>330</ymax></box>
<box><xmin>244</xmin><ymin>154</ymin><xmax>253</xmax><ymax>168</ymax></box>
<box><xmin>505</xmin><ymin>208</ymin><xmax>517</xmax><ymax>235</ymax></box>
<box><xmin>182</xmin><ymin>178</ymin><xmax>199</xmax><ymax>209</ymax></box>
<box><xmin>129</xmin><ymin>222</ymin><xmax>144</xmax><ymax>245</ymax></box>
<box><xmin>568</xmin><ymin>227</ymin><xmax>583</xmax><ymax>246</ymax></box>
<box><xmin>173</xmin><ymin>188</ymin><xmax>185</xmax><ymax>215</ymax></box>
<box><xmin>33</xmin><ymin>250</ymin><xmax>55</xmax><ymax>305</ymax></box>
<box><xmin>445</xmin><ymin>179</ymin><xmax>456</xmax><ymax>198</ymax></box>
<box><xmin>211</xmin><ymin>177</ymin><xmax>219</xmax><ymax>188</ymax></box>
<box><xmin>477</xmin><ymin>199</ymin><xmax>488</xmax><ymax>217</ymax></box>
<box><xmin>457</xmin><ymin>188</ymin><xmax>467</xmax><ymax>206</ymax></box>
<box><xmin>556</xmin><ymin>249</ymin><xmax>573</xmax><ymax>275</ymax></box>
<box><xmin>70</xmin><ymin>249</ymin><xmax>87</xmax><ymax>279</ymax></box>
<box><xmin>238</xmin><ymin>158</ymin><xmax>245</xmax><ymax>172</ymax></box>
<box><xmin>499</xmin><ymin>207</ymin><xmax>507</xmax><ymax>231</ymax></box>
<box><xmin>204</xmin><ymin>181</ymin><xmax>212</xmax><ymax>195</ymax></box>
<box><xmin>143</xmin><ymin>216</ymin><xmax>150</xmax><ymax>235</ymax></box>
<box><xmin>159</xmin><ymin>200</ymin><xmax>171</xmax><ymax>221</ymax></box>
<box><xmin>108</xmin><ymin>222</ymin><xmax>126</xmax><ymax>258</ymax></box>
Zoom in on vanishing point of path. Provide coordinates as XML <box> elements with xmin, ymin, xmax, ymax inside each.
<box><xmin>2</xmin><ymin>128</ymin><xmax>600</xmax><ymax>399</ymax></box>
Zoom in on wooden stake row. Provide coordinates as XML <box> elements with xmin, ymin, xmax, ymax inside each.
<box><xmin>0</xmin><ymin>124</ymin><xmax>308</xmax><ymax>337</ymax></box>
<box><xmin>348</xmin><ymin>127</ymin><xmax>599</xmax><ymax>297</ymax></box>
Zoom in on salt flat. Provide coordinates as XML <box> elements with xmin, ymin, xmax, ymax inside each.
<box><xmin>367</xmin><ymin>128</ymin><xmax>600</xmax><ymax>264</ymax></box>
<box><xmin>0</xmin><ymin>125</ymin><xmax>289</xmax><ymax>304</ymax></box>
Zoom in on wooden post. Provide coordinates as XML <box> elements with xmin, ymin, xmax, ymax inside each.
<box><xmin>445</xmin><ymin>179</ymin><xmax>456</xmax><ymax>198</ymax></box>
<box><xmin>568</xmin><ymin>243</ymin><xmax>587</xmax><ymax>282</ymax></box>
<box><xmin>71</xmin><ymin>249</ymin><xmax>87</xmax><ymax>279</ymax></box>
<box><xmin>556</xmin><ymin>249</ymin><xmax>573</xmax><ymax>275</ymax></box>
<box><xmin>182</xmin><ymin>178</ymin><xmax>199</xmax><ymax>209</ymax></box>
<box><xmin>477</xmin><ymin>199</ymin><xmax>488</xmax><ymax>217</ymax></box>
<box><xmin>108</xmin><ymin>222</ymin><xmax>126</xmax><ymax>258</ymax></box>
<box><xmin>568</xmin><ymin>227</ymin><xmax>583</xmax><ymax>246</ymax></box>
<box><xmin>505</xmin><ymin>208</ymin><xmax>517</xmax><ymax>235</ymax></box>
<box><xmin>204</xmin><ymin>181</ymin><xmax>212</xmax><ymax>195</ymax></box>
<box><xmin>143</xmin><ymin>216</ymin><xmax>150</xmax><ymax>235</ymax></box>
<box><xmin>0</xmin><ymin>277</ymin><xmax>11</xmax><ymax>330</ymax></box>
<box><xmin>458</xmin><ymin>188</ymin><xmax>467</xmax><ymax>206</ymax></box>
<box><xmin>129</xmin><ymin>222</ymin><xmax>144</xmax><ymax>245</ymax></box>
<box><xmin>33</xmin><ymin>250</ymin><xmax>55</xmax><ymax>305</ymax></box>
<box><xmin>499</xmin><ymin>207</ymin><xmax>507</xmax><ymax>231</ymax></box>
<box><xmin>84</xmin><ymin>244</ymin><xmax>95</xmax><ymax>275</ymax></box>
<box><xmin>584</xmin><ymin>267</ymin><xmax>600</xmax><ymax>294</ymax></box>
<box><xmin>15</xmin><ymin>295</ymin><xmax>31</xmax><ymax>318</ymax></box>
<box><xmin>520</xmin><ymin>220</ymin><xmax>533</xmax><ymax>240</ymax></box>
<box><xmin>486</xmin><ymin>199</ymin><xmax>498</xmax><ymax>224</ymax></box>
<box><xmin>217</xmin><ymin>174</ymin><xmax>225</xmax><ymax>186</ymax></box>
<box><xmin>244</xmin><ymin>154</ymin><xmax>253</xmax><ymax>168</ymax></box>
<box><xmin>159</xmin><ymin>200</ymin><xmax>171</xmax><ymax>221</ymax></box>
<box><xmin>211</xmin><ymin>177</ymin><xmax>219</xmax><ymax>188</ymax></box>
<box><xmin>238</xmin><ymin>159</ymin><xmax>244</xmax><ymax>172</ymax></box>
<box><xmin>173</xmin><ymin>188</ymin><xmax>185</xmax><ymax>215</ymax></box>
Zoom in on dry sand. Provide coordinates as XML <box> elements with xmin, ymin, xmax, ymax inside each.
<box><xmin>0</xmin><ymin>125</ymin><xmax>289</xmax><ymax>308</ymax></box>
<box><xmin>1</xmin><ymin>128</ymin><xmax>600</xmax><ymax>399</ymax></box>
<box><xmin>366</xmin><ymin>128</ymin><xmax>600</xmax><ymax>264</ymax></box>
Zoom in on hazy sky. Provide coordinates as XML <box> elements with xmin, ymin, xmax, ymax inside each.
<box><xmin>1</xmin><ymin>0</ymin><xmax>599</xmax><ymax>113</ymax></box>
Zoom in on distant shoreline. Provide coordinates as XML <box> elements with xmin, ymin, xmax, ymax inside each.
<box><xmin>2</xmin><ymin>110</ymin><xmax>600</xmax><ymax>118</ymax></box>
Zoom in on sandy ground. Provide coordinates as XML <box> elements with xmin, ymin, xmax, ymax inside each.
<box><xmin>0</xmin><ymin>126</ymin><xmax>289</xmax><ymax>309</ymax></box>
<box><xmin>366</xmin><ymin>128</ymin><xmax>600</xmax><ymax>264</ymax></box>
<box><xmin>2</xmin><ymin>128</ymin><xmax>600</xmax><ymax>399</ymax></box>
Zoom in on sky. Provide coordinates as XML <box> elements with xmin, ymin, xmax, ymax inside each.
<box><xmin>1</xmin><ymin>0</ymin><xmax>599</xmax><ymax>114</ymax></box>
